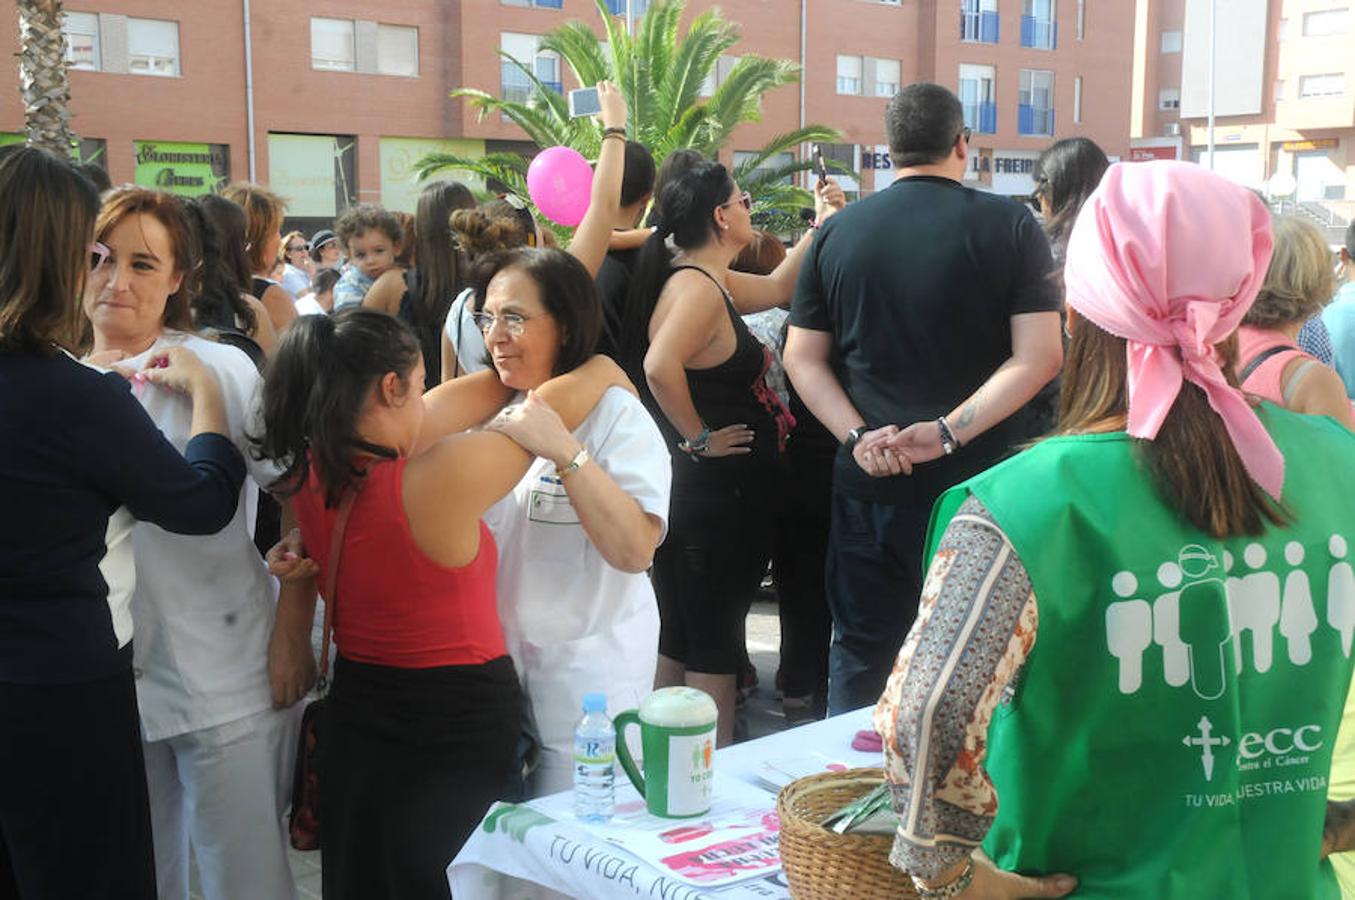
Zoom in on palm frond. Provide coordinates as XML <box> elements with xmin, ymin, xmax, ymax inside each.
<box><xmin>655</xmin><ymin>9</ymin><xmax>737</xmax><ymax>132</ymax></box>
<box><xmin>415</xmin><ymin>152</ymin><xmax>530</xmax><ymax>196</ymax></box>
<box><xmin>538</xmin><ymin>20</ymin><xmax>611</xmax><ymax>88</ymax></box>
<box><xmin>702</xmin><ymin>56</ymin><xmax>800</xmax><ymax>148</ymax></box>
<box><xmin>450</xmin><ymin>87</ymin><xmax>567</xmax><ymax>151</ymax></box>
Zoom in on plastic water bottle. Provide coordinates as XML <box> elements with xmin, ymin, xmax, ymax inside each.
<box><xmin>573</xmin><ymin>692</ymin><xmax>615</xmax><ymax>822</ymax></box>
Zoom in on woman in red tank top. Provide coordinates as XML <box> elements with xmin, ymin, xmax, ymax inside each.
<box><xmin>254</xmin><ymin>308</ymin><xmax>633</xmax><ymax>900</ymax></box>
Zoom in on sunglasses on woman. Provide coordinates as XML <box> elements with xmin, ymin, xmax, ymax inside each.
<box><xmin>90</xmin><ymin>241</ymin><xmax>110</xmax><ymax>273</ymax></box>
<box><xmin>719</xmin><ymin>191</ymin><xmax>752</xmax><ymax>212</ymax></box>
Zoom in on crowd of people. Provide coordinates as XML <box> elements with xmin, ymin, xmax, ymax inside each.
<box><xmin>4</xmin><ymin>76</ymin><xmax>1355</xmax><ymax>900</ymax></box>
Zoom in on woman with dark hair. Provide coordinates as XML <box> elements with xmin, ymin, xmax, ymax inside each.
<box><xmin>364</xmin><ymin>180</ymin><xmax>476</xmax><ymax>387</ymax></box>
<box><xmin>1031</xmin><ymin>136</ymin><xmax>1110</xmax><ymax>270</ymax></box>
<box><xmin>254</xmin><ymin>308</ymin><xmax>632</xmax><ymax>899</ymax></box>
<box><xmin>1024</xmin><ymin>137</ymin><xmax>1109</xmax><ymax>434</ymax></box>
<box><xmin>875</xmin><ymin>162</ymin><xmax>1355</xmax><ymax>899</ymax></box>
<box><xmin>186</xmin><ymin>193</ymin><xmax>278</xmax><ymax>361</ymax></box>
<box><xmin>469</xmin><ymin>247</ymin><xmax>670</xmax><ymax>795</ymax></box>
<box><xmin>0</xmin><ymin>148</ymin><xmax>243</xmax><ymax>899</ymax></box>
<box><xmin>645</xmin><ymin>148</ymin><xmax>706</xmax><ymax>229</ymax></box>
<box><xmin>220</xmin><ymin>182</ymin><xmax>297</xmax><ymax>336</ymax></box>
<box><xmin>84</xmin><ymin>186</ymin><xmax>302</xmax><ymax>900</ymax></box>
<box><xmin>619</xmin><ymin>160</ymin><xmax>842</xmax><ymax>744</ymax></box>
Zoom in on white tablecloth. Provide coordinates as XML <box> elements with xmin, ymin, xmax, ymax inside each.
<box><xmin>448</xmin><ymin>708</ymin><xmax>880</xmax><ymax>900</ymax></box>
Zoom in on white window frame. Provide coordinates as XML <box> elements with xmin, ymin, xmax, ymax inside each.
<box><xmin>311</xmin><ymin>17</ymin><xmax>356</xmax><ymax>72</ymax></box>
<box><xmin>501</xmin><ymin>32</ymin><xmax>560</xmax><ymax>103</ymax></box>
<box><xmin>836</xmin><ymin>54</ymin><xmax>862</xmax><ymax>95</ymax></box>
<box><xmin>1298</xmin><ymin>73</ymin><xmax>1345</xmax><ymax>98</ymax></box>
<box><xmin>63</xmin><ymin>11</ymin><xmax>100</xmax><ymax>71</ymax></box>
<box><xmin>1076</xmin><ymin>0</ymin><xmax>1085</xmax><ymax>40</ymax></box>
<box><xmin>1161</xmin><ymin>30</ymin><xmax>1183</xmax><ymax>53</ymax></box>
<box><xmin>872</xmin><ymin>58</ymin><xmax>900</xmax><ymax>98</ymax></box>
<box><xmin>376</xmin><ymin>24</ymin><xmax>418</xmax><ymax>77</ymax></box>
<box><xmin>1073</xmin><ymin>75</ymin><xmax>1083</xmax><ymax>123</ymax></box>
<box><xmin>126</xmin><ymin>18</ymin><xmax>180</xmax><ymax>78</ymax></box>
<box><xmin>1303</xmin><ymin>9</ymin><xmax>1349</xmax><ymax>37</ymax></box>
<box><xmin>1023</xmin><ymin>0</ymin><xmax>1056</xmax><ymax>49</ymax></box>
<box><xmin>958</xmin><ymin>63</ymin><xmax>997</xmax><ymax>132</ymax></box>
<box><xmin>1019</xmin><ymin>68</ymin><xmax>1055</xmax><ymax>136</ymax></box>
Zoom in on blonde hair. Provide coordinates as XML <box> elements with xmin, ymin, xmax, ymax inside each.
<box><xmin>220</xmin><ymin>182</ymin><xmax>286</xmax><ymax>275</ymax></box>
<box><xmin>278</xmin><ymin>230</ymin><xmax>307</xmax><ymax>265</ymax></box>
<box><xmin>1246</xmin><ymin>216</ymin><xmax>1337</xmax><ymax>328</ymax></box>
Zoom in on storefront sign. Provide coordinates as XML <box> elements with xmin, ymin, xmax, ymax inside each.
<box><xmin>134</xmin><ymin>141</ymin><xmax>228</xmax><ymax>197</ymax></box>
<box><xmin>1281</xmin><ymin>139</ymin><xmax>1339</xmax><ymax>153</ymax></box>
<box><xmin>1130</xmin><ymin>146</ymin><xmax>1179</xmax><ymax>162</ymax></box>
<box><xmin>380</xmin><ymin>137</ymin><xmax>486</xmax><ymax>212</ymax></box>
<box><xmin>268</xmin><ymin>133</ymin><xmax>354</xmax><ymax>218</ymax></box>
<box><xmin>988</xmin><ymin>150</ymin><xmax>1042</xmax><ymax>195</ymax></box>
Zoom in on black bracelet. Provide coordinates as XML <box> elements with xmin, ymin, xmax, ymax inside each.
<box><xmin>603</xmin><ymin>126</ymin><xmax>627</xmax><ymax>138</ymax></box>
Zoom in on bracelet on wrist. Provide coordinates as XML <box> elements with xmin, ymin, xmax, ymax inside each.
<box><xmin>937</xmin><ymin>416</ymin><xmax>962</xmax><ymax>455</ymax></box>
<box><xmin>556</xmin><ymin>446</ymin><xmax>591</xmax><ymax>479</ymax></box>
<box><xmin>911</xmin><ymin>858</ymin><xmax>975</xmax><ymax>899</ymax></box>
<box><xmin>603</xmin><ymin>126</ymin><xmax>627</xmax><ymax>139</ymax></box>
<box><xmin>678</xmin><ymin>427</ymin><xmax>711</xmax><ymax>459</ymax></box>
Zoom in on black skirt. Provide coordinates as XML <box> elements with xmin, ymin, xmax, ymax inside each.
<box><xmin>319</xmin><ymin>654</ymin><xmax>522</xmax><ymax>900</ymax></box>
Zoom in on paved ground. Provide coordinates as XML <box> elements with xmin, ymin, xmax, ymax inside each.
<box><xmin>191</xmin><ymin>599</ymin><xmax>790</xmax><ymax>899</ymax></box>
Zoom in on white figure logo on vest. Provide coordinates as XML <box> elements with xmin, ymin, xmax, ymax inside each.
<box><xmin>1105</xmin><ymin>535</ymin><xmax>1355</xmax><ymax>700</ymax></box>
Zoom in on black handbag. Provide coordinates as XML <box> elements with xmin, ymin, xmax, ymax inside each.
<box><xmin>288</xmin><ymin>488</ymin><xmax>356</xmax><ymax>851</ymax></box>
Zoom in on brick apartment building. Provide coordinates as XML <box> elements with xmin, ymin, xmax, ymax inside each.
<box><xmin>1132</xmin><ymin>0</ymin><xmax>1353</xmax><ymax>234</ymax></box>
<box><xmin>0</xmin><ymin>0</ymin><xmax>1133</xmax><ymax>232</ymax></box>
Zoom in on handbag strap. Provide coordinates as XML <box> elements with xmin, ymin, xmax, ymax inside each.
<box><xmin>316</xmin><ymin>487</ymin><xmax>358</xmax><ymax>694</ymax></box>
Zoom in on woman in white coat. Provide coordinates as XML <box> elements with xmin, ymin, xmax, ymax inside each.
<box><xmin>83</xmin><ymin>186</ymin><xmax>303</xmax><ymax>900</ymax></box>
<box><xmin>478</xmin><ymin>246</ymin><xmax>670</xmax><ymax>796</ymax></box>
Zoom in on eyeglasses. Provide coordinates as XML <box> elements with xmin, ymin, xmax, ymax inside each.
<box><xmin>719</xmin><ymin>191</ymin><xmax>752</xmax><ymax>212</ymax></box>
<box><xmin>90</xmin><ymin>241</ymin><xmax>110</xmax><ymax>274</ymax></box>
<box><xmin>958</xmin><ymin>126</ymin><xmax>972</xmax><ymax>145</ymax></box>
<box><xmin>288</xmin><ymin>244</ymin><xmax>309</xmax><ymax>253</ymax></box>
<box><xmin>471</xmin><ymin>311</ymin><xmax>531</xmax><ymax>337</ymax></box>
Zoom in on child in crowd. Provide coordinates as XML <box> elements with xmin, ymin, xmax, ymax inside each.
<box><xmin>332</xmin><ymin>204</ymin><xmax>404</xmax><ymax>309</ymax></box>
<box><xmin>295</xmin><ymin>267</ymin><xmax>341</xmax><ymax>317</ymax></box>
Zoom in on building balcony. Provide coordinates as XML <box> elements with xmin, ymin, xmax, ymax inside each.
<box><xmin>964</xmin><ymin>100</ymin><xmax>998</xmax><ymax>134</ymax></box>
<box><xmin>1272</xmin><ymin>94</ymin><xmax>1355</xmax><ymax>131</ymax></box>
<box><xmin>961</xmin><ymin>10</ymin><xmax>1000</xmax><ymax>44</ymax></box>
<box><xmin>1018</xmin><ymin>104</ymin><xmax>1054</xmax><ymax>136</ymax></box>
<box><xmin>1020</xmin><ymin>16</ymin><xmax>1057</xmax><ymax>50</ymax></box>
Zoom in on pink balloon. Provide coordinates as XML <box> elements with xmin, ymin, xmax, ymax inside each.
<box><xmin>526</xmin><ymin>146</ymin><xmax>594</xmax><ymax>227</ymax></box>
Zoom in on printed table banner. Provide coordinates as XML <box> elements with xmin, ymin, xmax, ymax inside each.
<box><xmin>450</xmin><ymin>774</ymin><xmax>793</xmax><ymax>900</ymax></box>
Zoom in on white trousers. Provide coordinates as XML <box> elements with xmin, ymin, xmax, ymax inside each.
<box><xmin>143</xmin><ymin>705</ymin><xmax>302</xmax><ymax>900</ymax></box>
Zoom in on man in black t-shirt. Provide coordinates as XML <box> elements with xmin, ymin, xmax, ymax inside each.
<box><xmin>594</xmin><ymin>140</ymin><xmax>655</xmax><ymax>359</ymax></box>
<box><xmin>785</xmin><ymin>83</ymin><xmax>1063</xmax><ymax>715</ymax></box>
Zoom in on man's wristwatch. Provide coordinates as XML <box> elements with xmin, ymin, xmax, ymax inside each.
<box><xmin>844</xmin><ymin>425</ymin><xmax>870</xmax><ymax>451</ymax></box>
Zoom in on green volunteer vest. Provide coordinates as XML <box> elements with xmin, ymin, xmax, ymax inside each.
<box><xmin>926</xmin><ymin>404</ymin><xmax>1355</xmax><ymax>898</ymax></box>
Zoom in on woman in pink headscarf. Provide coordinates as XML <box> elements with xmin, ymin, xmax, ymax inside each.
<box><xmin>871</xmin><ymin>162</ymin><xmax>1355</xmax><ymax>900</ymax></box>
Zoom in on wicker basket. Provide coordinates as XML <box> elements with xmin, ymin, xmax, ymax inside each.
<box><xmin>776</xmin><ymin>767</ymin><xmax>917</xmax><ymax>900</ymax></box>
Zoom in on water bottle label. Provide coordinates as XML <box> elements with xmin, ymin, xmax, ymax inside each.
<box><xmin>574</xmin><ymin>738</ymin><xmax>615</xmax><ymax>766</ymax></box>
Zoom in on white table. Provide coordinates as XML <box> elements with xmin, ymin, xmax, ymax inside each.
<box><xmin>448</xmin><ymin>708</ymin><xmax>879</xmax><ymax>900</ymax></box>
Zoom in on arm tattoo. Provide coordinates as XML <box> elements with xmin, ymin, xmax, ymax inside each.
<box><xmin>955</xmin><ymin>390</ymin><xmax>982</xmax><ymax>429</ymax></box>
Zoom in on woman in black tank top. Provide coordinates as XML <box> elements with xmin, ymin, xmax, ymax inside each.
<box><xmin>619</xmin><ymin>161</ymin><xmax>841</xmax><ymax>744</ymax></box>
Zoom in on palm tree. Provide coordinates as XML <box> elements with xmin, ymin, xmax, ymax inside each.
<box><xmin>418</xmin><ymin>0</ymin><xmax>847</xmax><ymax>233</ymax></box>
<box><xmin>18</xmin><ymin>0</ymin><xmax>79</xmax><ymax>157</ymax></box>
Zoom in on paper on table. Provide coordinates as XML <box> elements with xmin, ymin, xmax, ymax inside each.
<box><xmin>753</xmin><ymin>752</ymin><xmax>849</xmax><ymax>793</ymax></box>
<box><xmin>529</xmin><ymin>773</ymin><xmax>781</xmax><ymax>888</ymax></box>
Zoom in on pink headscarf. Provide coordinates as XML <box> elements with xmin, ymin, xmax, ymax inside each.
<box><xmin>1063</xmin><ymin>160</ymin><xmax>1282</xmax><ymax>499</ymax></box>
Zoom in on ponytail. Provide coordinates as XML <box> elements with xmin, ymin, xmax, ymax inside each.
<box><xmin>253</xmin><ymin>308</ymin><xmax>420</xmax><ymax>507</ymax></box>
<box><xmin>617</xmin><ymin>227</ymin><xmax>675</xmax><ymax>385</ymax></box>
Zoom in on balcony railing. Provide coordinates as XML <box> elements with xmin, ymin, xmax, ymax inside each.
<box><xmin>1020</xmin><ymin>16</ymin><xmax>1057</xmax><ymax>49</ymax></box>
<box><xmin>963</xmin><ymin>100</ymin><xmax>998</xmax><ymax>133</ymax></box>
<box><xmin>1018</xmin><ymin>104</ymin><xmax>1055</xmax><ymax>135</ymax></box>
<box><xmin>961</xmin><ymin>10</ymin><xmax>1000</xmax><ymax>43</ymax></box>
